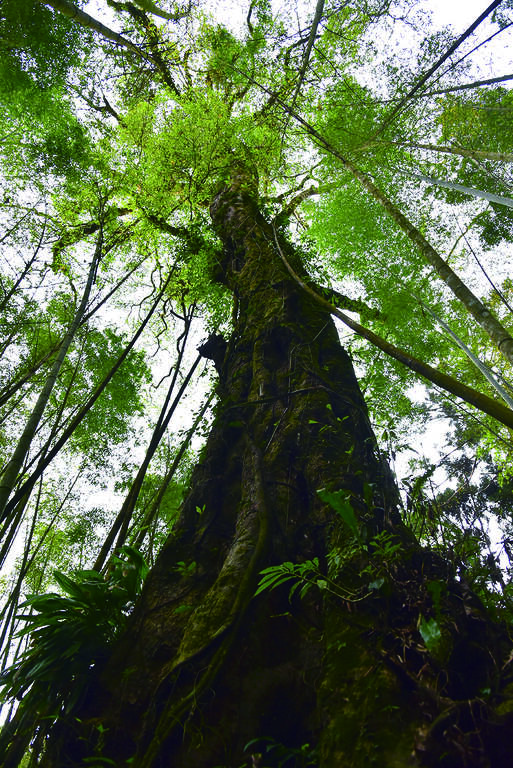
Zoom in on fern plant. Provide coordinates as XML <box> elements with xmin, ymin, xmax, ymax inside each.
<box><xmin>0</xmin><ymin>546</ymin><xmax>148</xmax><ymax>763</ymax></box>
<box><xmin>255</xmin><ymin>557</ymin><xmax>365</xmax><ymax>603</ymax></box>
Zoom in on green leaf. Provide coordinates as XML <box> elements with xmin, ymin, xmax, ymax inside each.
<box><xmin>173</xmin><ymin>604</ymin><xmax>193</xmax><ymax>615</ymax></box>
<box><xmin>317</xmin><ymin>489</ymin><xmax>360</xmax><ymax>538</ymax></box>
<box><xmin>418</xmin><ymin>615</ymin><xmax>442</xmax><ymax>653</ymax></box>
<box><xmin>53</xmin><ymin>571</ymin><xmax>88</xmax><ymax>600</ymax></box>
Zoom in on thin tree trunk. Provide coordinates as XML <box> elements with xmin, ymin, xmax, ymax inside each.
<box><xmin>416</xmin><ymin>172</ymin><xmax>513</xmax><ymax>208</ymax></box>
<box><xmin>0</xmin><ymin>232</ymin><xmax>102</xmax><ymax>526</ymax></box>
<box><xmin>0</xmin><ymin>271</ymin><xmax>174</xmax><ymax>527</ymax></box>
<box><xmin>0</xmin><ymin>469</ymin><xmax>82</xmax><ymax>658</ymax></box>
<box><xmin>0</xmin><ymin>476</ymin><xmax>44</xmax><ymax>658</ymax></box>
<box><xmin>0</xmin><ymin>347</ymin><xmax>85</xmax><ymax>568</ymax></box>
<box><xmin>391</xmin><ymin>140</ymin><xmax>513</xmax><ymax>163</ymax></box>
<box><xmin>93</xmin><ymin>349</ymin><xmax>202</xmax><ymax>572</ymax></box>
<box><xmin>131</xmin><ymin>391</ymin><xmax>214</xmax><ymax>551</ymax></box>
<box><xmin>111</xmin><ymin>353</ymin><xmax>202</xmax><ymax>554</ymax></box>
<box><xmin>0</xmin><ymin>255</ymin><xmax>146</xmax><ymax>410</ymax></box>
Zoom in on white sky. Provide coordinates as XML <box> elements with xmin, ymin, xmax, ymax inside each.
<box><xmin>426</xmin><ymin>0</ymin><xmax>498</xmax><ymax>27</ymax></box>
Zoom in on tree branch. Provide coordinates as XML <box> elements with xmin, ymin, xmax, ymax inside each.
<box><xmin>272</xmin><ymin>225</ymin><xmax>513</xmax><ymax>430</ymax></box>
<box><xmin>117</xmin><ymin>2</ymin><xmax>180</xmax><ymax>94</ymax></box>
<box><xmin>421</xmin><ymin>72</ymin><xmax>513</xmax><ymax>96</ymax></box>
<box><xmin>371</xmin><ymin>0</ymin><xmax>504</xmax><ymax>138</ymax></box>
<box><xmin>36</xmin><ymin>0</ymin><xmax>149</xmax><ymax>60</ymax></box>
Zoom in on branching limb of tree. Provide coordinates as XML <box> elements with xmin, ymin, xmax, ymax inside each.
<box><xmin>35</xmin><ymin>0</ymin><xmax>149</xmax><ymax>59</ymax></box>
<box><xmin>320</xmin><ymin>286</ymin><xmax>380</xmax><ymax>320</ymax></box>
<box><xmin>282</xmin><ymin>0</ymin><xmax>325</xmax><ymax>136</ymax></box>
<box><xmin>231</xmin><ymin>65</ymin><xmax>513</xmax><ymax>367</ymax></box>
<box><xmin>370</xmin><ymin>0</ymin><xmax>504</xmax><ymax>138</ymax></box>
<box><xmin>0</xmin><ymin>223</ymin><xmax>46</xmax><ymax>312</ymax></box>
<box><xmin>388</xmin><ymin>140</ymin><xmax>513</xmax><ymax>164</ymax></box>
<box><xmin>272</xmin><ymin>225</ymin><xmax>513</xmax><ymax>430</ymax></box>
<box><xmin>272</xmin><ymin>182</ymin><xmax>331</xmax><ymax>225</ymax></box>
<box><xmin>113</xmin><ymin>2</ymin><xmax>181</xmax><ymax>94</ymax></box>
<box><xmin>75</xmin><ymin>87</ymin><xmax>126</xmax><ymax>124</ymax></box>
<box><xmin>51</xmin><ymin>207</ymin><xmax>132</xmax><ymax>259</ymax></box>
<box><xmin>418</xmin><ymin>72</ymin><xmax>513</xmax><ymax>97</ymax></box>
<box><xmin>107</xmin><ymin>0</ymin><xmax>193</xmax><ymax>23</ymax></box>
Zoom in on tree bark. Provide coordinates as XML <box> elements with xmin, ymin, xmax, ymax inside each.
<box><xmin>38</xmin><ymin>176</ymin><xmax>513</xmax><ymax>768</ymax></box>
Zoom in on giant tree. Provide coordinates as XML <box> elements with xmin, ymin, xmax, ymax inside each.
<box><xmin>2</xmin><ymin>1</ymin><xmax>513</xmax><ymax>767</ymax></box>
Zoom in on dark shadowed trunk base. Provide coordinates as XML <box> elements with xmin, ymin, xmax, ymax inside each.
<box><xmin>40</xmin><ymin>174</ymin><xmax>513</xmax><ymax>768</ymax></box>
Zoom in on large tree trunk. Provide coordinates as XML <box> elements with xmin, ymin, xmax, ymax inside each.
<box><xmin>41</xmin><ymin>170</ymin><xmax>513</xmax><ymax>768</ymax></box>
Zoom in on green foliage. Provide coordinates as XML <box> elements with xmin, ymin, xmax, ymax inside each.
<box><xmin>0</xmin><ymin>1</ymin><xmax>93</xmax><ymax>181</ymax></box>
<box><xmin>0</xmin><ymin>546</ymin><xmax>148</xmax><ymax>718</ymax></box>
<box><xmin>1</xmin><ymin>3</ymin><xmax>513</xmax><ymax>756</ymax></box>
<box><xmin>174</xmin><ymin>560</ymin><xmax>196</xmax><ymax>577</ymax></box>
<box><xmin>119</xmin><ymin>86</ymin><xmax>281</xmax><ymax>215</ymax></box>
<box><xmin>437</xmin><ymin>89</ymin><xmax>513</xmax><ymax>159</ymax></box>
<box><xmin>315</xmin><ymin>78</ymin><xmax>387</xmax><ymax>155</ymax></box>
<box><xmin>243</xmin><ymin>736</ymin><xmax>317</xmax><ymax>768</ymax></box>
<box><xmin>417</xmin><ymin>614</ymin><xmax>442</xmax><ymax>654</ymax></box>
<box><xmin>64</xmin><ymin>326</ymin><xmax>152</xmax><ymax>464</ymax></box>
<box><xmin>0</xmin><ymin>0</ymin><xmax>87</xmax><ymax>90</ymax></box>
<box><xmin>23</xmin><ymin>504</ymin><xmax>108</xmax><ymax>592</ymax></box>
<box><xmin>403</xmin><ymin>446</ymin><xmax>513</xmax><ymax>620</ymax></box>
<box><xmin>317</xmin><ymin>488</ymin><xmax>360</xmax><ymax>539</ymax></box>
<box><xmin>255</xmin><ymin>558</ymin><xmax>324</xmax><ymax>601</ymax></box>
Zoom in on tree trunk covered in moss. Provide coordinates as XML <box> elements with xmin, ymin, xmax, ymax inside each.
<box><xmin>41</xmin><ymin>172</ymin><xmax>513</xmax><ymax>768</ymax></box>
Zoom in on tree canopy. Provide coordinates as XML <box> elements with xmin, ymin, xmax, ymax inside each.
<box><xmin>1</xmin><ymin>0</ymin><xmax>513</xmax><ymax>765</ymax></box>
